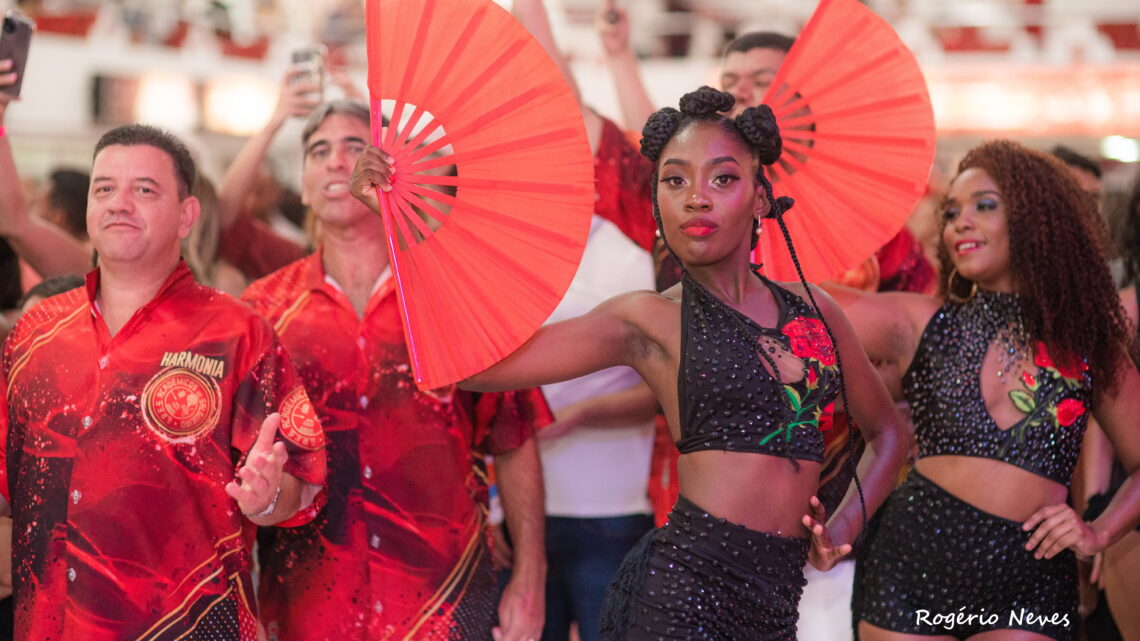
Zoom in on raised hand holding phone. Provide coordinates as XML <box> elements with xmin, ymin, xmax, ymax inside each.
<box><xmin>291</xmin><ymin>45</ymin><xmax>327</xmax><ymax>103</ymax></box>
<box><xmin>0</xmin><ymin>10</ymin><xmax>34</xmax><ymax>100</ymax></box>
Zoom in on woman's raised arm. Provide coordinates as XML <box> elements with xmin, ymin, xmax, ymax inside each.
<box><xmin>462</xmin><ymin>289</ymin><xmax>663</xmax><ymax>392</ymax></box>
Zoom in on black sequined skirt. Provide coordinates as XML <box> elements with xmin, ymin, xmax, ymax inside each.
<box><xmin>600</xmin><ymin>495</ymin><xmax>809</xmax><ymax>641</ymax></box>
<box><xmin>853</xmin><ymin>470</ymin><xmax>1077</xmax><ymax>641</ymax></box>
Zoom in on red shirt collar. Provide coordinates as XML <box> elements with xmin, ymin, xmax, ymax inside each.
<box><xmin>297</xmin><ymin>249</ymin><xmax>329</xmax><ymax>292</ymax></box>
<box><xmin>84</xmin><ymin>259</ymin><xmax>196</xmax><ymax>308</ymax></box>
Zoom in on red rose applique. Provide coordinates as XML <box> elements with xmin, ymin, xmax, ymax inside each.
<box><xmin>1055</xmin><ymin>398</ymin><xmax>1086</xmax><ymax>427</ymax></box>
<box><xmin>1033</xmin><ymin>342</ymin><xmax>1088</xmax><ymax>381</ymax></box>
<box><xmin>1021</xmin><ymin>371</ymin><xmax>1038</xmax><ymax>390</ymax></box>
<box><xmin>782</xmin><ymin>317</ymin><xmax>837</xmax><ymax>367</ymax></box>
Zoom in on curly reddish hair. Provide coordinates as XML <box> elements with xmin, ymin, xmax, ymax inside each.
<box><xmin>937</xmin><ymin>140</ymin><xmax>1129</xmax><ymax>390</ymax></box>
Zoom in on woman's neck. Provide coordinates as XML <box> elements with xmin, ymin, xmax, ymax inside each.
<box><xmin>684</xmin><ymin>252</ymin><xmax>759</xmax><ymax>305</ymax></box>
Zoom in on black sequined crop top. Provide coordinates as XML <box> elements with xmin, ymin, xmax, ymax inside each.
<box><xmin>903</xmin><ymin>290</ymin><xmax>1094</xmax><ymax>485</ymax></box>
<box><xmin>676</xmin><ymin>271</ymin><xmax>839</xmax><ymax>460</ymax></box>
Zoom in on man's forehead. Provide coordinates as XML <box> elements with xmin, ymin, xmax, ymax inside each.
<box><xmin>307</xmin><ymin>113</ymin><xmax>370</xmax><ymax>144</ymax></box>
<box><xmin>92</xmin><ymin>144</ymin><xmax>176</xmax><ymax>177</ymax></box>
<box><xmin>723</xmin><ymin>47</ymin><xmax>786</xmax><ymax>74</ymax></box>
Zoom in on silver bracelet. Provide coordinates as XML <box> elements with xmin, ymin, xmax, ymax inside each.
<box><xmin>243</xmin><ymin>485</ymin><xmax>282</xmax><ymax>518</ymax></box>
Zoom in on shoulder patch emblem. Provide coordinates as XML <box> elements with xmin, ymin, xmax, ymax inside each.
<box><xmin>279</xmin><ymin>386</ymin><xmax>323</xmax><ymax>450</ymax></box>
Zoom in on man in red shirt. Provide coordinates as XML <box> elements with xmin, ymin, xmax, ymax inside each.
<box><xmin>244</xmin><ymin>100</ymin><xmax>548</xmax><ymax>641</ymax></box>
<box><xmin>0</xmin><ymin>124</ymin><xmax>327</xmax><ymax>641</ymax></box>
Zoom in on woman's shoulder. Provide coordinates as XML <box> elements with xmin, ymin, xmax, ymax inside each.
<box><xmin>600</xmin><ymin>287</ymin><xmax>683</xmax><ymax>342</ymax></box>
<box><xmin>599</xmin><ymin>287</ymin><xmax>680</xmax><ymax>322</ymax></box>
<box><xmin>787</xmin><ymin>282</ymin><xmax>942</xmax><ymax>365</ymax></box>
<box><xmin>881</xmin><ymin>290</ymin><xmax>945</xmax><ymax>324</ymax></box>
<box><xmin>771</xmin><ymin>277</ymin><xmax>937</xmax><ymax>310</ymax></box>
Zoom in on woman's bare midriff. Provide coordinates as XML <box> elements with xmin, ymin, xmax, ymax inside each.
<box><xmin>915</xmin><ymin>455</ymin><xmax>1068</xmax><ymax>522</ymax></box>
<box><xmin>677</xmin><ymin>449</ymin><xmax>822</xmax><ymax>538</ymax></box>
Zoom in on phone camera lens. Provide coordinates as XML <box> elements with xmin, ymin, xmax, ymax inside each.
<box><xmin>2</xmin><ymin>20</ymin><xmax>14</xmax><ymax>34</ymax></box>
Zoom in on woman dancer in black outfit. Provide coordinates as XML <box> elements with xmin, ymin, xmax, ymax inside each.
<box><xmin>349</xmin><ymin>87</ymin><xmax>911</xmax><ymax>640</ymax></box>
<box><xmin>837</xmin><ymin>141</ymin><xmax>1140</xmax><ymax>641</ymax></box>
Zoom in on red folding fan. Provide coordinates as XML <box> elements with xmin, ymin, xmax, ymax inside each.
<box><xmin>365</xmin><ymin>0</ymin><xmax>594</xmax><ymax>389</ymax></box>
<box><xmin>754</xmin><ymin>0</ymin><xmax>936</xmax><ymax>283</ymax></box>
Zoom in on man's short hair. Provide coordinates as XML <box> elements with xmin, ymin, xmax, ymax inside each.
<box><xmin>93</xmin><ymin>124</ymin><xmax>197</xmax><ymax>199</ymax></box>
<box><xmin>19</xmin><ymin>274</ymin><xmax>85</xmax><ymax>309</ymax></box>
<box><xmin>301</xmin><ymin>100</ymin><xmax>372</xmax><ymax>148</ymax></box>
<box><xmin>48</xmin><ymin>169</ymin><xmax>90</xmax><ymax>240</ymax></box>
<box><xmin>1050</xmin><ymin>145</ymin><xmax>1102</xmax><ymax>179</ymax></box>
<box><xmin>724</xmin><ymin>31</ymin><xmax>796</xmax><ymax>57</ymax></box>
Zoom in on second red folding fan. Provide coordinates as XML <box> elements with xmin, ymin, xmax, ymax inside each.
<box><xmin>755</xmin><ymin>0</ymin><xmax>936</xmax><ymax>283</ymax></box>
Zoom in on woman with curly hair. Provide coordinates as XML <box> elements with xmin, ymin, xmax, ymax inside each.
<box><xmin>350</xmin><ymin>86</ymin><xmax>912</xmax><ymax>640</ymax></box>
<box><xmin>835</xmin><ymin>140</ymin><xmax>1140</xmax><ymax>641</ymax></box>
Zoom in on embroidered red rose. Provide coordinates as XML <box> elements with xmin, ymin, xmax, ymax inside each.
<box><xmin>786</xmin><ymin>335</ymin><xmax>813</xmax><ymax>359</ymax></box>
<box><xmin>1055</xmin><ymin>398</ymin><xmax>1086</xmax><ymax>427</ymax></box>
<box><xmin>782</xmin><ymin>317</ymin><xmax>837</xmax><ymax>367</ymax></box>
<box><xmin>1021</xmin><ymin>371</ymin><xmax>1037</xmax><ymax>389</ymax></box>
<box><xmin>806</xmin><ymin>366</ymin><xmax>819</xmax><ymax>387</ymax></box>
<box><xmin>1033</xmin><ymin>342</ymin><xmax>1088</xmax><ymax>380</ymax></box>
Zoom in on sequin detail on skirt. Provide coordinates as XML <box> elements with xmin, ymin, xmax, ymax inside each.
<box><xmin>601</xmin><ymin>495</ymin><xmax>808</xmax><ymax>641</ymax></box>
<box><xmin>854</xmin><ymin>471</ymin><xmax>1077</xmax><ymax>641</ymax></box>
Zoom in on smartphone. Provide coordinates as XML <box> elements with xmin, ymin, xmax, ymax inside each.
<box><xmin>291</xmin><ymin>45</ymin><xmax>326</xmax><ymax>101</ymax></box>
<box><xmin>0</xmin><ymin>10</ymin><xmax>34</xmax><ymax>98</ymax></box>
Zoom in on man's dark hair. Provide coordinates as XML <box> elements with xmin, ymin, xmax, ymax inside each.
<box><xmin>724</xmin><ymin>31</ymin><xmax>795</xmax><ymax>57</ymax></box>
<box><xmin>93</xmin><ymin>124</ymin><xmax>197</xmax><ymax>199</ymax></box>
<box><xmin>48</xmin><ymin>169</ymin><xmax>90</xmax><ymax>240</ymax></box>
<box><xmin>1050</xmin><ymin>145</ymin><xmax>1102</xmax><ymax>179</ymax></box>
<box><xmin>19</xmin><ymin>274</ymin><xmax>85</xmax><ymax>310</ymax></box>
<box><xmin>301</xmin><ymin>99</ymin><xmax>371</xmax><ymax>148</ymax></box>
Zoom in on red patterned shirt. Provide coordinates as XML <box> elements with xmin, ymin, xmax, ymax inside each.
<box><xmin>0</xmin><ymin>262</ymin><xmax>326</xmax><ymax>641</ymax></box>
<box><xmin>594</xmin><ymin>116</ymin><xmax>657</xmax><ymax>253</ymax></box>
<box><xmin>242</xmin><ymin>252</ymin><xmax>550</xmax><ymax>641</ymax></box>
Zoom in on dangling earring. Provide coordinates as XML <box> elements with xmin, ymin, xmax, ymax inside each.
<box><xmin>946</xmin><ymin>268</ymin><xmax>977</xmax><ymax>303</ymax></box>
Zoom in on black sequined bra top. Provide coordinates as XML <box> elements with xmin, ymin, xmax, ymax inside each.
<box><xmin>903</xmin><ymin>289</ymin><xmax>1094</xmax><ymax>484</ymax></box>
<box><xmin>676</xmin><ymin>270</ymin><xmax>839</xmax><ymax>460</ymax></box>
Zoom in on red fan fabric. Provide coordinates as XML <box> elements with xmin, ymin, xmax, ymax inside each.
<box><xmin>365</xmin><ymin>0</ymin><xmax>594</xmax><ymax>389</ymax></box>
<box><xmin>755</xmin><ymin>0</ymin><xmax>936</xmax><ymax>283</ymax></box>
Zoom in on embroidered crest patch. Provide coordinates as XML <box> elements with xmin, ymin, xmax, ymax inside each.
<box><xmin>279</xmin><ymin>386</ymin><xmax>323</xmax><ymax>450</ymax></box>
<box><xmin>141</xmin><ymin>367</ymin><xmax>222</xmax><ymax>440</ymax></box>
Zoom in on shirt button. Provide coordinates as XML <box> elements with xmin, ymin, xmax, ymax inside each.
<box><xmin>82</xmin><ymin>416</ymin><xmax>92</xmax><ymax>428</ymax></box>
<box><xmin>67</xmin><ymin>568</ymin><xmax>77</xmax><ymax>582</ymax></box>
<box><xmin>363</xmin><ymin>466</ymin><xmax>372</xmax><ymax>479</ymax></box>
<box><xmin>71</xmin><ymin>490</ymin><xmax>82</xmax><ymax>504</ymax></box>
<box><xmin>373</xmin><ymin>600</ymin><xmax>383</xmax><ymax>614</ymax></box>
<box><xmin>356</xmin><ymin>336</ymin><xmax>366</xmax><ymax>349</ymax></box>
<box><xmin>359</xmin><ymin>396</ymin><xmax>369</xmax><ymax>409</ymax></box>
<box><xmin>98</xmin><ymin>356</ymin><xmax>108</xmax><ymax>370</ymax></box>
<box><xmin>370</xmin><ymin>534</ymin><xmax>381</xmax><ymax>549</ymax></box>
